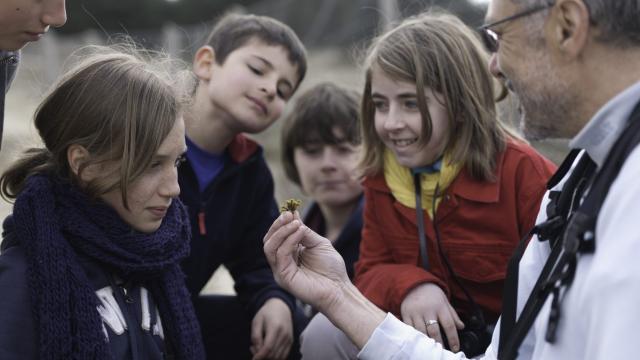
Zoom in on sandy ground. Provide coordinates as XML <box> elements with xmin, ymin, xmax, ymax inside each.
<box><xmin>1</xmin><ymin>41</ymin><xmax>569</xmax><ymax>295</ymax></box>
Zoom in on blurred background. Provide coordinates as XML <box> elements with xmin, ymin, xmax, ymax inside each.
<box><xmin>1</xmin><ymin>0</ymin><xmax>568</xmax><ymax>293</ymax></box>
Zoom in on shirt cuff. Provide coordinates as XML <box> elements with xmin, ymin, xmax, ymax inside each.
<box><xmin>358</xmin><ymin>313</ymin><xmax>471</xmax><ymax>360</ymax></box>
<box><xmin>358</xmin><ymin>313</ymin><xmax>422</xmax><ymax>359</ymax></box>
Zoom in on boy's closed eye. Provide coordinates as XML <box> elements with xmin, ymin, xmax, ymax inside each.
<box><xmin>247</xmin><ymin>56</ymin><xmax>295</xmax><ymax>100</ymax></box>
<box><xmin>248</xmin><ymin>64</ymin><xmax>264</xmax><ymax>76</ymax></box>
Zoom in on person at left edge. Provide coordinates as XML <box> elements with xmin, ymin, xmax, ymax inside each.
<box><xmin>0</xmin><ymin>0</ymin><xmax>67</xmax><ymax>150</ymax></box>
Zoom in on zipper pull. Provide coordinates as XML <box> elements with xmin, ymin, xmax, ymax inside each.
<box><xmin>198</xmin><ymin>211</ymin><xmax>206</xmax><ymax>235</ymax></box>
<box><xmin>120</xmin><ymin>286</ymin><xmax>134</xmax><ymax>304</ymax></box>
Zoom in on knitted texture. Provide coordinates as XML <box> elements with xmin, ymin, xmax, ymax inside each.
<box><xmin>8</xmin><ymin>175</ymin><xmax>205</xmax><ymax>359</ymax></box>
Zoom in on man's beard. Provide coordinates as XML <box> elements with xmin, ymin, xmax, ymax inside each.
<box><xmin>507</xmin><ymin>54</ymin><xmax>575</xmax><ymax>141</ymax></box>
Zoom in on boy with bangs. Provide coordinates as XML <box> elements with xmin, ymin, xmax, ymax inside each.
<box><xmin>280</xmin><ymin>82</ymin><xmax>364</xmax><ymax>323</ymax></box>
<box><xmin>178</xmin><ymin>13</ymin><xmax>307</xmax><ymax>360</ymax></box>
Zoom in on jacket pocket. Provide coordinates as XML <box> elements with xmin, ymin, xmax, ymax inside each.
<box><xmin>443</xmin><ymin>242</ymin><xmax>514</xmax><ymax>283</ymax></box>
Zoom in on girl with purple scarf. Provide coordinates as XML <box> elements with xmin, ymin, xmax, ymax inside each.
<box><xmin>0</xmin><ymin>45</ymin><xmax>204</xmax><ymax>360</ymax></box>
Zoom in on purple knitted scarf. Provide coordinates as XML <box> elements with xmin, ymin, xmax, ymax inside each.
<box><xmin>8</xmin><ymin>175</ymin><xmax>204</xmax><ymax>359</ymax></box>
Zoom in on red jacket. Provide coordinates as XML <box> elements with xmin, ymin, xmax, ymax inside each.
<box><xmin>354</xmin><ymin>140</ymin><xmax>557</xmax><ymax>321</ymax></box>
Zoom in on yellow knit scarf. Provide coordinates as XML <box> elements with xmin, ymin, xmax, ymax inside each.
<box><xmin>383</xmin><ymin>149</ymin><xmax>461</xmax><ymax>217</ymax></box>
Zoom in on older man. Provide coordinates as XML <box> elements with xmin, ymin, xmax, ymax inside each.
<box><xmin>0</xmin><ymin>0</ymin><xmax>67</xmax><ymax>149</ymax></box>
<box><xmin>264</xmin><ymin>0</ymin><xmax>640</xmax><ymax>359</ymax></box>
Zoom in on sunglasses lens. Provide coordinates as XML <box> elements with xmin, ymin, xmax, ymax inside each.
<box><xmin>481</xmin><ymin>29</ymin><xmax>499</xmax><ymax>53</ymax></box>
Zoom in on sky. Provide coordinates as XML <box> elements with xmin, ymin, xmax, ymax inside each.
<box><xmin>469</xmin><ymin>0</ymin><xmax>490</xmax><ymax>4</ymax></box>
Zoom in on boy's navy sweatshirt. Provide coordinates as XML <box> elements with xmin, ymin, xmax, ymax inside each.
<box><xmin>179</xmin><ymin>134</ymin><xmax>295</xmax><ymax>317</ymax></box>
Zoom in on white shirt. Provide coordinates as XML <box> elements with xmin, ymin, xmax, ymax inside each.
<box><xmin>358</xmin><ymin>80</ymin><xmax>640</xmax><ymax>360</ymax></box>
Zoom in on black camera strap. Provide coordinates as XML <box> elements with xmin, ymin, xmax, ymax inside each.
<box><xmin>412</xmin><ymin>173</ymin><xmax>488</xmax><ymax>333</ymax></box>
<box><xmin>497</xmin><ymin>150</ymin><xmax>595</xmax><ymax>359</ymax></box>
<box><xmin>414</xmin><ymin>172</ymin><xmax>430</xmax><ymax>271</ymax></box>
<box><xmin>498</xmin><ymin>100</ymin><xmax>640</xmax><ymax>360</ymax></box>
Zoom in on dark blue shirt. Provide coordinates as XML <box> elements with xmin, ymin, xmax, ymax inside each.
<box><xmin>185</xmin><ymin>137</ymin><xmax>225</xmax><ymax>193</ymax></box>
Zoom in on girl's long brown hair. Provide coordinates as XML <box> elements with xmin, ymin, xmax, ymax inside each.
<box><xmin>1</xmin><ymin>43</ymin><xmax>189</xmax><ymax>207</ymax></box>
<box><xmin>359</xmin><ymin>10</ymin><xmax>520</xmax><ymax>181</ymax></box>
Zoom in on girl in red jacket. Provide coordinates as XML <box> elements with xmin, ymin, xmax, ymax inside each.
<box><xmin>300</xmin><ymin>10</ymin><xmax>557</xmax><ymax>359</ymax></box>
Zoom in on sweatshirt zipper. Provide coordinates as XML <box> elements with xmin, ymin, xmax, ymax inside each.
<box><xmin>197</xmin><ymin>206</ymin><xmax>206</xmax><ymax>236</ymax></box>
<box><xmin>0</xmin><ymin>55</ymin><xmax>18</xmax><ymax>66</ymax></box>
<box><xmin>113</xmin><ymin>281</ymin><xmax>143</xmax><ymax>360</ymax></box>
<box><xmin>189</xmin><ymin>153</ymin><xmax>257</xmax><ymax>238</ymax></box>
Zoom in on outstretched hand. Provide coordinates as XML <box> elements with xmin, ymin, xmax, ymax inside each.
<box><xmin>263</xmin><ymin>211</ymin><xmax>350</xmax><ymax>312</ymax></box>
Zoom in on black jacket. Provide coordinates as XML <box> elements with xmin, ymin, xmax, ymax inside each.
<box><xmin>179</xmin><ymin>134</ymin><xmax>295</xmax><ymax>317</ymax></box>
<box><xmin>0</xmin><ymin>237</ymin><xmax>168</xmax><ymax>360</ymax></box>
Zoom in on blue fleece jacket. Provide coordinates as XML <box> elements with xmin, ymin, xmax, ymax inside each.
<box><xmin>0</xmin><ymin>50</ymin><xmax>19</xmax><ymax>150</ymax></box>
<box><xmin>179</xmin><ymin>134</ymin><xmax>295</xmax><ymax>317</ymax></box>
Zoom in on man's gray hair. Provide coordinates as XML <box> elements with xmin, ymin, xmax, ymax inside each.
<box><xmin>512</xmin><ymin>0</ymin><xmax>640</xmax><ymax>47</ymax></box>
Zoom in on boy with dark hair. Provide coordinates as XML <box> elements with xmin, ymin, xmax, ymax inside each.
<box><xmin>280</xmin><ymin>82</ymin><xmax>363</xmax><ymax>282</ymax></box>
<box><xmin>179</xmin><ymin>13</ymin><xmax>307</xmax><ymax>360</ymax></box>
<box><xmin>280</xmin><ymin>84</ymin><xmax>365</xmax><ymax>350</ymax></box>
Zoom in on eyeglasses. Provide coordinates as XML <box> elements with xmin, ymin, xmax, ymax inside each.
<box><xmin>479</xmin><ymin>1</ymin><xmax>555</xmax><ymax>53</ymax></box>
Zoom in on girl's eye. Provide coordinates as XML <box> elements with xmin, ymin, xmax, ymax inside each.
<box><xmin>404</xmin><ymin>99</ymin><xmax>418</xmax><ymax>109</ymax></box>
<box><xmin>174</xmin><ymin>154</ymin><xmax>186</xmax><ymax>167</ymax></box>
<box><xmin>150</xmin><ymin>161</ymin><xmax>162</xmax><ymax>169</ymax></box>
<box><xmin>372</xmin><ymin>100</ymin><xmax>388</xmax><ymax>112</ymax></box>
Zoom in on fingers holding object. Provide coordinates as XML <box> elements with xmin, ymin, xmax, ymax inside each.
<box><xmin>263</xmin><ymin>211</ymin><xmax>295</xmax><ymax>244</ymax></box>
<box><xmin>270</xmin><ymin>223</ymin><xmax>312</xmax><ymax>273</ymax></box>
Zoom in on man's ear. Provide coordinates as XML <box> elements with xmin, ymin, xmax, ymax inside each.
<box><xmin>549</xmin><ymin>0</ymin><xmax>590</xmax><ymax>58</ymax></box>
<box><xmin>193</xmin><ymin>45</ymin><xmax>216</xmax><ymax>81</ymax></box>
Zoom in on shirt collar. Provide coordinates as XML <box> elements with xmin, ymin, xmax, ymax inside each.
<box><xmin>411</xmin><ymin>157</ymin><xmax>443</xmax><ymax>175</ymax></box>
<box><xmin>366</xmin><ymin>149</ymin><xmax>503</xmax><ymax>204</ymax></box>
<box><xmin>570</xmin><ymin>80</ymin><xmax>640</xmax><ymax>168</ymax></box>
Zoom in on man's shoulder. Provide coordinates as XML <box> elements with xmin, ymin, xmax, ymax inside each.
<box><xmin>603</xmin><ymin>143</ymin><xmax>640</xmax><ymax>199</ymax></box>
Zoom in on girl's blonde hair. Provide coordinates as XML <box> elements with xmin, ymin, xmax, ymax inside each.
<box><xmin>1</xmin><ymin>43</ymin><xmax>190</xmax><ymax>207</ymax></box>
<box><xmin>360</xmin><ymin>10</ymin><xmax>519</xmax><ymax>181</ymax></box>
